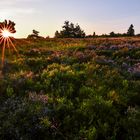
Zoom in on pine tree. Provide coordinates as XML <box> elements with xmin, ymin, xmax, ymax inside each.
<box><xmin>127</xmin><ymin>24</ymin><xmax>135</xmax><ymax>36</ymax></box>
<box><xmin>54</xmin><ymin>21</ymin><xmax>85</xmax><ymax>38</ymax></box>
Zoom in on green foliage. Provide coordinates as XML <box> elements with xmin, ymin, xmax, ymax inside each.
<box><xmin>6</xmin><ymin>86</ymin><xmax>14</xmax><ymax>97</ymax></box>
<box><xmin>0</xmin><ymin>97</ymin><xmax>55</xmax><ymax>140</ymax></box>
<box><xmin>0</xmin><ymin>37</ymin><xmax>140</xmax><ymax>139</ymax></box>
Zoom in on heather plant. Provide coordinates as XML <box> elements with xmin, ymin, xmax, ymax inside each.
<box><xmin>0</xmin><ymin>37</ymin><xmax>140</xmax><ymax>139</ymax></box>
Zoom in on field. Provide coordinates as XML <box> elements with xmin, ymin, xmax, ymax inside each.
<box><xmin>0</xmin><ymin>37</ymin><xmax>140</xmax><ymax>140</ymax></box>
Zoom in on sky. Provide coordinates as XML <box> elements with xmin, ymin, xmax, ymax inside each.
<box><xmin>0</xmin><ymin>0</ymin><xmax>140</xmax><ymax>38</ymax></box>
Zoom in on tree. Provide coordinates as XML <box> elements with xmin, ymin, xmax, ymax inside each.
<box><xmin>110</xmin><ymin>31</ymin><xmax>116</xmax><ymax>37</ymax></box>
<box><xmin>74</xmin><ymin>24</ymin><xmax>85</xmax><ymax>38</ymax></box>
<box><xmin>61</xmin><ymin>21</ymin><xmax>71</xmax><ymax>38</ymax></box>
<box><xmin>55</xmin><ymin>21</ymin><xmax>86</xmax><ymax>38</ymax></box>
<box><xmin>127</xmin><ymin>24</ymin><xmax>135</xmax><ymax>36</ymax></box>
<box><xmin>55</xmin><ymin>31</ymin><xmax>61</xmax><ymax>38</ymax></box>
<box><xmin>93</xmin><ymin>32</ymin><xmax>96</xmax><ymax>37</ymax></box>
<box><xmin>32</xmin><ymin>30</ymin><xmax>39</xmax><ymax>36</ymax></box>
<box><xmin>0</xmin><ymin>20</ymin><xmax>16</xmax><ymax>37</ymax></box>
<box><xmin>0</xmin><ymin>20</ymin><xmax>17</xmax><ymax>67</ymax></box>
<box><xmin>27</xmin><ymin>29</ymin><xmax>42</xmax><ymax>39</ymax></box>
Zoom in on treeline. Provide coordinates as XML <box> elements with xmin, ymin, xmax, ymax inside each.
<box><xmin>55</xmin><ymin>21</ymin><xmax>137</xmax><ymax>38</ymax></box>
<box><xmin>28</xmin><ymin>21</ymin><xmax>140</xmax><ymax>39</ymax></box>
<box><xmin>100</xmin><ymin>24</ymin><xmax>136</xmax><ymax>38</ymax></box>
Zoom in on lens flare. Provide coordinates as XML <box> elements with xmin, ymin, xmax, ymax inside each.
<box><xmin>1</xmin><ymin>29</ymin><xmax>13</xmax><ymax>38</ymax></box>
<box><xmin>0</xmin><ymin>20</ymin><xmax>18</xmax><ymax>68</ymax></box>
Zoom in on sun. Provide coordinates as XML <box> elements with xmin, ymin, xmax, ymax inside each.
<box><xmin>1</xmin><ymin>29</ymin><xmax>13</xmax><ymax>38</ymax></box>
<box><xmin>0</xmin><ymin>20</ymin><xmax>18</xmax><ymax>68</ymax></box>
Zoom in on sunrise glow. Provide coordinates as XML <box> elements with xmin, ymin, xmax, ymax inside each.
<box><xmin>1</xmin><ymin>29</ymin><xmax>13</xmax><ymax>38</ymax></box>
<box><xmin>0</xmin><ymin>20</ymin><xmax>18</xmax><ymax>67</ymax></box>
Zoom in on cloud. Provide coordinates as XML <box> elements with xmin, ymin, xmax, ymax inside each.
<box><xmin>0</xmin><ymin>0</ymin><xmax>40</xmax><ymax>4</ymax></box>
<box><xmin>0</xmin><ymin>0</ymin><xmax>38</xmax><ymax>20</ymax></box>
<box><xmin>0</xmin><ymin>7</ymin><xmax>36</xmax><ymax>20</ymax></box>
<box><xmin>0</xmin><ymin>0</ymin><xmax>40</xmax><ymax>8</ymax></box>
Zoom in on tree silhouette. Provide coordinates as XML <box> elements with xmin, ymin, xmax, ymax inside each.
<box><xmin>55</xmin><ymin>31</ymin><xmax>61</xmax><ymax>38</ymax></box>
<box><xmin>27</xmin><ymin>29</ymin><xmax>42</xmax><ymax>39</ymax></box>
<box><xmin>127</xmin><ymin>24</ymin><xmax>135</xmax><ymax>36</ymax></box>
<box><xmin>33</xmin><ymin>30</ymin><xmax>39</xmax><ymax>36</ymax></box>
<box><xmin>0</xmin><ymin>20</ymin><xmax>16</xmax><ymax>34</ymax></box>
<box><xmin>110</xmin><ymin>31</ymin><xmax>116</xmax><ymax>37</ymax></box>
<box><xmin>93</xmin><ymin>32</ymin><xmax>96</xmax><ymax>37</ymax></box>
<box><xmin>0</xmin><ymin>20</ymin><xmax>17</xmax><ymax>67</ymax></box>
<box><xmin>55</xmin><ymin>21</ymin><xmax>85</xmax><ymax>38</ymax></box>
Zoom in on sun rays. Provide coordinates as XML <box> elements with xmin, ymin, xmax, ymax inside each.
<box><xmin>2</xmin><ymin>29</ymin><xmax>14</xmax><ymax>38</ymax></box>
<box><xmin>0</xmin><ymin>20</ymin><xmax>18</xmax><ymax>67</ymax></box>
